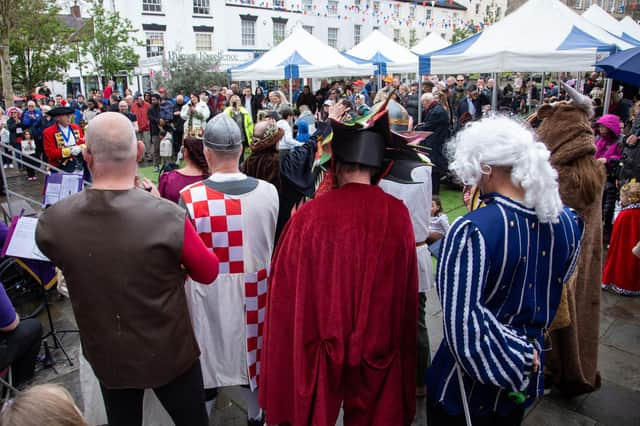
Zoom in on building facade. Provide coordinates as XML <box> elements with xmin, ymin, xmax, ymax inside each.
<box><xmin>54</xmin><ymin>0</ymin><xmax>511</xmax><ymax>95</ymax></box>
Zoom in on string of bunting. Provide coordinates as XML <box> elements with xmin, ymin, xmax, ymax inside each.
<box><xmin>226</xmin><ymin>0</ymin><xmax>493</xmax><ymax>31</ymax></box>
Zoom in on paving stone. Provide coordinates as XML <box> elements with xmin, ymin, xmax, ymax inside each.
<box><xmin>597</xmin><ymin>344</ymin><xmax>640</xmax><ymax>392</ymax></box>
<box><xmin>599</xmin><ymin>313</ymin><xmax>616</xmax><ymax>339</ymax></box>
<box><xmin>576</xmin><ymin>379</ymin><xmax>640</xmax><ymax>426</ymax></box>
<box><xmin>523</xmin><ymin>398</ymin><xmax>597</xmax><ymax>426</ymax></box>
<box><xmin>601</xmin><ymin>292</ymin><xmax>640</xmax><ymax>323</ymax></box>
<box><xmin>601</xmin><ymin>319</ymin><xmax>640</xmax><ymax>355</ymax></box>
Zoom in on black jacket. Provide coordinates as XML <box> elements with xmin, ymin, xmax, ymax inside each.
<box><xmin>619</xmin><ymin>141</ymin><xmax>640</xmax><ymax>184</ymax></box>
<box><xmin>405</xmin><ymin>92</ymin><xmax>419</xmax><ymax>125</ymax></box>
<box><xmin>416</xmin><ymin>103</ymin><xmax>450</xmax><ymax>171</ymax></box>
<box><xmin>148</xmin><ymin>105</ymin><xmax>161</xmax><ymax>136</ymax></box>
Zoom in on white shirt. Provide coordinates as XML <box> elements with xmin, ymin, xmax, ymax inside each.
<box><xmin>276</xmin><ymin>119</ymin><xmax>303</xmax><ymax>151</ymax></box>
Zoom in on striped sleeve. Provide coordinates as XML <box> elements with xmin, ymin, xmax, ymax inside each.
<box><xmin>437</xmin><ymin>219</ymin><xmax>535</xmax><ymax>392</ymax></box>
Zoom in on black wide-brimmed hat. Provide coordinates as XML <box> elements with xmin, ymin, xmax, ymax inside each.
<box><xmin>46</xmin><ymin>106</ymin><xmax>75</xmax><ymax>117</ymax></box>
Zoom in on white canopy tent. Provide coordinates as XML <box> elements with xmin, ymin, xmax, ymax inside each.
<box><xmin>229</xmin><ymin>26</ymin><xmax>374</xmax><ymax>81</ymax></box>
<box><xmin>583</xmin><ymin>4</ymin><xmax>640</xmax><ymax>44</ymax></box>
<box><xmin>346</xmin><ymin>30</ymin><xmax>418</xmax><ymax>74</ymax></box>
<box><xmin>620</xmin><ymin>16</ymin><xmax>640</xmax><ymax>42</ymax></box>
<box><xmin>418</xmin><ymin>0</ymin><xmax>633</xmax><ymax>75</ymax></box>
<box><xmin>411</xmin><ymin>32</ymin><xmax>450</xmax><ymax>56</ymax></box>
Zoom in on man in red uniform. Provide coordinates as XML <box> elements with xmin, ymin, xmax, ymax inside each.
<box><xmin>42</xmin><ymin>106</ymin><xmax>85</xmax><ymax>172</ymax></box>
<box><xmin>260</xmin><ymin>109</ymin><xmax>418</xmax><ymax>426</ymax></box>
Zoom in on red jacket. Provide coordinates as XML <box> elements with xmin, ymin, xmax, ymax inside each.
<box><xmin>43</xmin><ymin>123</ymin><xmax>85</xmax><ymax>168</ymax></box>
<box><xmin>131</xmin><ymin>101</ymin><xmax>151</xmax><ymax>132</ymax></box>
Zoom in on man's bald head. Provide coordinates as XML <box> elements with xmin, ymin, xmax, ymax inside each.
<box><xmin>86</xmin><ymin>112</ymin><xmax>137</xmax><ymax>165</ymax></box>
<box><xmin>253</xmin><ymin>120</ymin><xmax>273</xmax><ymax>140</ymax></box>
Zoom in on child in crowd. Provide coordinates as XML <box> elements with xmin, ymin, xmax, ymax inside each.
<box><xmin>158</xmin><ymin>129</ymin><xmax>173</xmax><ymax>165</ymax></box>
<box><xmin>595</xmin><ymin>114</ymin><xmax>623</xmax><ymax>244</ymax></box>
<box><xmin>427</xmin><ymin>196</ymin><xmax>450</xmax><ymax>259</ymax></box>
<box><xmin>602</xmin><ymin>182</ymin><xmax>640</xmax><ymax>296</ymax></box>
<box><xmin>0</xmin><ymin>384</ymin><xmax>88</xmax><ymax>426</ymax></box>
<box><xmin>20</xmin><ymin>130</ymin><xmax>37</xmax><ymax>181</ymax></box>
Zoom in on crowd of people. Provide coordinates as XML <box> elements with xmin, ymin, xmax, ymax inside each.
<box><xmin>0</xmin><ymin>69</ymin><xmax>637</xmax><ymax>426</ymax></box>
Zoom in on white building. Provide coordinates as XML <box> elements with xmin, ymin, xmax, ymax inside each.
<box><xmin>54</xmin><ymin>0</ymin><xmax>508</xmax><ymax>95</ymax></box>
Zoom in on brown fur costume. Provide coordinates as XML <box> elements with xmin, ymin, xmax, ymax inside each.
<box><xmin>243</xmin><ymin>127</ymin><xmax>284</xmax><ymax>190</ymax></box>
<box><xmin>533</xmin><ymin>101</ymin><xmax>605</xmax><ymax>396</ymax></box>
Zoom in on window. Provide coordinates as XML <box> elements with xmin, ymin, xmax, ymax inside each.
<box><xmin>486</xmin><ymin>5</ymin><xmax>490</xmax><ymax>15</ymax></box>
<box><xmin>393</xmin><ymin>29</ymin><xmax>400</xmax><ymax>42</ymax></box>
<box><xmin>354</xmin><ymin>24</ymin><xmax>361</xmax><ymax>45</ymax></box>
<box><xmin>373</xmin><ymin>1</ymin><xmax>380</xmax><ymax>12</ymax></box>
<box><xmin>273</xmin><ymin>21</ymin><xmax>286</xmax><ymax>45</ymax></box>
<box><xmin>394</xmin><ymin>3</ymin><xmax>400</xmax><ymax>15</ymax></box>
<box><xmin>426</xmin><ymin>8</ymin><xmax>432</xmax><ymax>20</ymax></box>
<box><xmin>355</xmin><ymin>0</ymin><xmax>361</xmax><ymax>7</ymax></box>
<box><xmin>193</xmin><ymin>0</ymin><xmax>210</xmax><ymax>14</ymax></box>
<box><xmin>475</xmin><ymin>3</ymin><xmax>480</xmax><ymax>14</ymax></box>
<box><xmin>195</xmin><ymin>33</ymin><xmax>212</xmax><ymax>51</ymax></box>
<box><xmin>496</xmin><ymin>6</ymin><xmax>502</xmax><ymax>17</ymax></box>
<box><xmin>274</xmin><ymin>0</ymin><xmax>286</xmax><ymax>8</ymax></box>
<box><xmin>241</xmin><ymin>18</ymin><xmax>256</xmax><ymax>46</ymax></box>
<box><xmin>145</xmin><ymin>31</ymin><xmax>164</xmax><ymax>57</ymax></box>
<box><xmin>303</xmin><ymin>25</ymin><xmax>314</xmax><ymax>34</ymax></box>
<box><xmin>327</xmin><ymin>27</ymin><xmax>338</xmax><ymax>48</ymax></box>
<box><xmin>328</xmin><ymin>0</ymin><xmax>338</xmax><ymax>15</ymax></box>
<box><xmin>302</xmin><ymin>0</ymin><xmax>313</xmax><ymax>12</ymax></box>
<box><xmin>143</xmin><ymin>0</ymin><xmax>161</xmax><ymax>12</ymax></box>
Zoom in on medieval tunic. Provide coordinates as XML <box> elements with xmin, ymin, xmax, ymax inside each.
<box><xmin>180</xmin><ymin>173</ymin><xmax>278</xmax><ymax>389</ymax></box>
<box><xmin>427</xmin><ymin>195</ymin><xmax>583</xmax><ymax>416</ymax></box>
<box><xmin>260</xmin><ymin>183</ymin><xmax>418</xmax><ymax>426</ymax></box>
<box><xmin>602</xmin><ymin>203</ymin><xmax>640</xmax><ymax>295</ymax></box>
<box><xmin>42</xmin><ymin>123</ymin><xmax>84</xmax><ymax>170</ymax></box>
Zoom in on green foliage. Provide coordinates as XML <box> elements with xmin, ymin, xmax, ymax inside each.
<box><xmin>80</xmin><ymin>1</ymin><xmax>142</xmax><ymax>81</ymax></box>
<box><xmin>10</xmin><ymin>2</ymin><xmax>76</xmax><ymax>95</ymax></box>
<box><xmin>451</xmin><ymin>26</ymin><xmax>477</xmax><ymax>44</ymax></box>
<box><xmin>153</xmin><ymin>50</ymin><xmax>228</xmax><ymax>95</ymax></box>
<box><xmin>409</xmin><ymin>29</ymin><xmax>418</xmax><ymax>48</ymax></box>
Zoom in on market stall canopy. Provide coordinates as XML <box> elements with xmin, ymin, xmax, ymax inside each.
<box><xmin>418</xmin><ymin>0</ymin><xmax>633</xmax><ymax>75</ymax></box>
<box><xmin>346</xmin><ymin>30</ymin><xmax>418</xmax><ymax>74</ymax></box>
<box><xmin>583</xmin><ymin>4</ymin><xmax>640</xmax><ymax>45</ymax></box>
<box><xmin>596</xmin><ymin>45</ymin><xmax>640</xmax><ymax>87</ymax></box>
<box><xmin>229</xmin><ymin>26</ymin><xmax>374</xmax><ymax>80</ymax></box>
<box><xmin>411</xmin><ymin>32</ymin><xmax>450</xmax><ymax>56</ymax></box>
<box><xmin>620</xmin><ymin>16</ymin><xmax>640</xmax><ymax>43</ymax></box>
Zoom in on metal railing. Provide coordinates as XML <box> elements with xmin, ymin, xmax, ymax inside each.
<box><xmin>0</xmin><ymin>142</ymin><xmax>91</xmax><ymax>217</ymax></box>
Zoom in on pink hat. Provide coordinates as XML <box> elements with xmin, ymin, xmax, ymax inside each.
<box><xmin>5</xmin><ymin>106</ymin><xmax>21</xmax><ymax>117</ymax></box>
<box><xmin>596</xmin><ymin>114</ymin><xmax>622</xmax><ymax>137</ymax></box>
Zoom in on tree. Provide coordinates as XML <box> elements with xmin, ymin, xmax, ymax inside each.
<box><xmin>153</xmin><ymin>50</ymin><xmax>228</xmax><ymax>96</ymax></box>
<box><xmin>80</xmin><ymin>1</ymin><xmax>141</xmax><ymax>87</ymax></box>
<box><xmin>10</xmin><ymin>3</ymin><xmax>76</xmax><ymax>96</ymax></box>
<box><xmin>0</xmin><ymin>0</ymin><xmax>55</xmax><ymax>107</ymax></box>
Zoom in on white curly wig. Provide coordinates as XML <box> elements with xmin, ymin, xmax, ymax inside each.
<box><xmin>449</xmin><ymin>115</ymin><xmax>563</xmax><ymax>223</ymax></box>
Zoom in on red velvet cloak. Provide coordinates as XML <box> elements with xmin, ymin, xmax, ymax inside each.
<box><xmin>260</xmin><ymin>183</ymin><xmax>418</xmax><ymax>426</ymax></box>
<box><xmin>602</xmin><ymin>206</ymin><xmax>640</xmax><ymax>295</ymax></box>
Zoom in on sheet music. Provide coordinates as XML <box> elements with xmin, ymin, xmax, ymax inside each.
<box><xmin>4</xmin><ymin>217</ymin><xmax>49</xmax><ymax>261</ymax></box>
<box><xmin>43</xmin><ymin>173</ymin><xmax>82</xmax><ymax>206</ymax></box>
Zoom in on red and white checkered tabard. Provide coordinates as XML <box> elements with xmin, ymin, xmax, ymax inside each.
<box><xmin>181</xmin><ymin>182</ymin><xmax>244</xmax><ymax>274</ymax></box>
<box><xmin>245</xmin><ymin>267</ymin><xmax>268</xmax><ymax>391</ymax></box>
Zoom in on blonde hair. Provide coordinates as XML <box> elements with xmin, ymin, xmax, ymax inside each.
<box><xmin>0</xmin><ymin>384</ymin><xmax>87</xmax><ymax>426</ymax></box>
<box><xmin>449</xmin><ymin>115</ymin><xmax>563</xmax><ymax>223</ymax></box>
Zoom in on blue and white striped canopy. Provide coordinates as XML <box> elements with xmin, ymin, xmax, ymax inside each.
<box><xmin>418</xmin><ymin>0</ymin><xmax>632</xmax><ymax>75</ymax></box>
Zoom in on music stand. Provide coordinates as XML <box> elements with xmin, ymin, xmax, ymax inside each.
<box><xmin>38</xmin><ymin>279</ymin><xmax>78</xmax><ymax>367</ymax></box>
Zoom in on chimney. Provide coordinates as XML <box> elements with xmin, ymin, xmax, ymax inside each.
<box><xmin>71</xmin><ymin>2</ymin><xmax>81</xmax><ymax>19</ymax></box>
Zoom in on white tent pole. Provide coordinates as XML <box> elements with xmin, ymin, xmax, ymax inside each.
<box><xmin>417</xmin><ymin>66</ymin><xmax>422</xmax><ymax>125</ymax></box>
<box><xmin>289</xmin><ymin>77</ymin><xmax>293</xmax><ymax>104</ymax></box>
<box><xmin>603</xmin><ymin>77</ymin><xmax>612</xmax><ymax>115</ymax></box>
<box><xmin>491</xmin><ymin>72</ymin><xmax>498</xmax><ymax>112</ymax></box>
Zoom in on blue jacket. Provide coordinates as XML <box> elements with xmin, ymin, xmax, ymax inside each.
<box><xmin>21</xmin><ymin>109</ymin><xmax>43</xmax><ymax>131</ymax></box>
<box><xmin>427</xmin><ymin>194</ymin><xmax>583</xmax><ymax>416</ymax></box>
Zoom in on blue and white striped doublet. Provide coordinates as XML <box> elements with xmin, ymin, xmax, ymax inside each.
<box><xmin>426</xmin><ymin>193</ymin><xmax>584</xmax><ymax>416</ymax></box>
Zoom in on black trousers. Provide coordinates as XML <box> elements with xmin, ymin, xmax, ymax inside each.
<box><xmin>602</xmin><ymin>180</ymin><xmax>618</xmax><ymax>244</ymax></box>
<box><xmin>0</xmin><ymin>318</ymin><xmax>42</xmax><ymax>387</ymax></box>
<box><xmin>432</xmin><ymin>169</ymin><xmax>443</xmax><ymax>195</ymax></box>
<box><xmin>417</xmin><ymin>292</ymin><xmax>430</xmax><ymax>386</ymax></box>
<box><xmin>427</xmin><ymin>398</ymin><xmax>525</xmax><ymax>426</ymax></box>
<box><xmin>100</xmin><ymin>360</ymin><xmax>208</xmax><ymax>426</ymax></box>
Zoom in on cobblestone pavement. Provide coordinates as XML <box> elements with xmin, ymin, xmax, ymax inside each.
<box><xmin>4</xmin><ymin>170</ymin><xmax>639</xmax><ymax>425</ymax></box>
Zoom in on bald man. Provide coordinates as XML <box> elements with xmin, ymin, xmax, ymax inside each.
<box><xmin>36</xmin><ymin>112</ymin><xmax>219</xmax><ymax>426</ymax></box>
